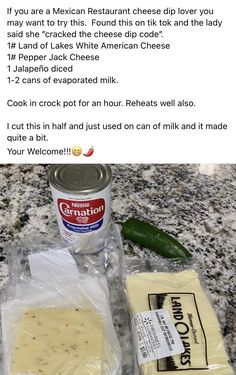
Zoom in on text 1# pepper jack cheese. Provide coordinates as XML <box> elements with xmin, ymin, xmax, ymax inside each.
<box><xmin>126</xmin><ymin>270</ymin><xmax>233</xmax><ymax>374</ymax></box>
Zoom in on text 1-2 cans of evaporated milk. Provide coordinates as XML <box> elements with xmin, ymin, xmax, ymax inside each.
<box><xmin>49</xmin><ymin>164</ymin><xmax>112</xmax><ymax>243</ymax></box>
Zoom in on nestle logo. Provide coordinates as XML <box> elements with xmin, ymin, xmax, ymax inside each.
<box><xmin>58</xmin><ymin>198</ymin><xmax>105</xmax><ymax>225</ymax></box>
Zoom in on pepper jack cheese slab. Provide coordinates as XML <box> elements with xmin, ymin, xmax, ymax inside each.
<box><xmin>10</xmin><ymin>308</ymin><xmax>103</xmax><ymax>375</ymax></box>
<box><xmin>126</xmin><ymin>270</ymin><xmax>233</xmax><ymax>374</ymax></box>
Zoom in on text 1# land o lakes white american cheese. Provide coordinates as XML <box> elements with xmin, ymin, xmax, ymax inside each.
<box><xmin>49</xmin><ymin>164</ymin><xmax>112</xmax><ymax>244</ymax></box>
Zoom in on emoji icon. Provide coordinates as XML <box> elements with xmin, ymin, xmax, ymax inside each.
<box><xmin>72</xmin><ymin>146</ymin><xmax>82</xmax><ymax>156</ymax></box>
<box><xmin>83</xmin><ymin>146</ymin><xmax>94</xmax><ymax>157</ymax></box>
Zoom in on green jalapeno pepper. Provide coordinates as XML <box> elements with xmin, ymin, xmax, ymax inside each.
<box><xmin>120</xmin><ymin>218</ymin><xmax>192</xmax><ymax>259</ymax></box>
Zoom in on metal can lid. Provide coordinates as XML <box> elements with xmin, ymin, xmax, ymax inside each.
<box><xmin>49</xmin><ymin>164</ymin><xmax>112</xmax><ymax>194</ymax></box>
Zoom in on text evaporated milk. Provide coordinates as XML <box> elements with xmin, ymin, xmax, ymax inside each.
<box><xmin>49</xmin><ymin>164</ymin><xmax>112</xmax><ymax>243</ymax></box>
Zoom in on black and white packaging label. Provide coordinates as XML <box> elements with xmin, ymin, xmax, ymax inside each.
<box><xmin>132</xmin><ymin>308</ymin><xmax>184</xmax><ymax>365</ymax></box>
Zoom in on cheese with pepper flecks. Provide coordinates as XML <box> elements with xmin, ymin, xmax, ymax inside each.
<box><xmin>11</xmin><ymin>308</ymin><xmax>103</xmax><ymax>375</ymax></box>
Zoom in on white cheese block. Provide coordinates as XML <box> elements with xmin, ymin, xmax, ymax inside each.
<box><xmin>11</xmin><ymin>308</ymin><xmax>103</xmax><ymax>375</ymax></box>
<box><xmin>126</xmin><ymin>270</ymin><xmax>233</xmax><ymax>374</ymax></box>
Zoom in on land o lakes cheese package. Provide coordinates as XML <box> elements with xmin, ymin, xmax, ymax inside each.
<box><xmin>125</xmin><ymin>264</ymin><xmax>233</xmax><ymax>375</ymax></box>
<box><xmin>1</xmin><ymin>246</ymin><xmax>122</xmax><ymax>375</ymax></box>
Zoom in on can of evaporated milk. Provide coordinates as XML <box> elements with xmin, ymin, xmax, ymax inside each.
<box><xmin>49</xmin><ymin>164</ymin><xmax>112</xmax><ymax>244</ymax></box>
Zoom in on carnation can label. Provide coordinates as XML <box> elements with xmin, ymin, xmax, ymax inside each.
<box><xmin>49</xmin><ymin>164</ymin><xmax>112</xmax><ymax>243</ymax></box>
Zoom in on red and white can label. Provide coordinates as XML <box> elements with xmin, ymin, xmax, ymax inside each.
<box><xmin>50</xmin><ymin>183</ymin><xmax>111</xmax><ymax>243</ymax></box>
<box><xmin>58</xmin><ymin>198</ymin><xmax>105</xmax><ymax>233</ymax></box>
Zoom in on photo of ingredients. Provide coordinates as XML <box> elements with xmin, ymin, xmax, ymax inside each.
<box><xmin>0</xmin><ymin>164</ymin><xmax>235</xmax><ymax>374</ymax></box>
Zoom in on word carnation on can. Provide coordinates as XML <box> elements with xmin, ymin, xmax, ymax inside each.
<box><xmin>49</xmin><ymin>164</ymin><xmax>112</xmax><ymax>243</ymax></box>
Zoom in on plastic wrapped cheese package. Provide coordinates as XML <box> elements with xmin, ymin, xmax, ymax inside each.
<box><xmin>124</xmin><ymin>259</ymin><xmax>234</xmax><ymax>375</ymax></box>
<box><xmin>1</xmin><ymin>224</ymin><xmax>125</xmax><ymax>375</ymax></box>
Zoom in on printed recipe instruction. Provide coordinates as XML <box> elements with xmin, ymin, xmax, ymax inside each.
<box><xmin>0</xmin><ymin>0</ymin><xmax>235</xmax><ymax>162</ymax></box>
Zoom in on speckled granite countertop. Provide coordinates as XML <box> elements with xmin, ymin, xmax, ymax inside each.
<box><xmin>0</xmin><ymin>164</ymin><xmax>235</xmax><ymax>371</ymax></box>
